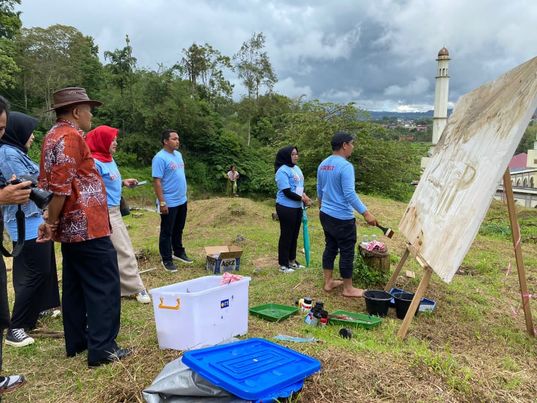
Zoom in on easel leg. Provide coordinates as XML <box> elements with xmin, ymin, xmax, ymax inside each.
<box><xmin>397</xmin><ymin>266</ymin><xmax>433</xmax><ymax>339</ymax></box>
<box><xmin>385</xmin><ymin>247</ymin><xmax>409</xmax><ymax>291</ymax></box>
<box><xmin>503</xmin><ymin>170</ymin><xmax>535</xmax><ymax>336</ymax></box>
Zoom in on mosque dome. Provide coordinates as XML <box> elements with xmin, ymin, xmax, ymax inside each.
<box><xmin>438</xmin><ymin>47</ymin><xmax>449</xmax><ymax>57</ymax></box>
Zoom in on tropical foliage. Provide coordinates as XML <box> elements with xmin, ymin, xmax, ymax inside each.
<box><xmin>0</xmin><ymin>6</ymin><xmax>427</xmax><ymax>201</ymax></box>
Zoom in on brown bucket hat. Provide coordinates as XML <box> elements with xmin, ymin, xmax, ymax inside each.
<box><xmin>49</xmin><ymin>87</ymin><xmax>102</xmax><ymax>111</ymax></box>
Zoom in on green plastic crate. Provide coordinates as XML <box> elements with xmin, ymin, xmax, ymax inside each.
<box><xmin>249</xmin><ymin>303</ymin><xmax>298</xmax><ymax>322</ymax></box>
<box><xmin>328</xmin><ymin>309</ymin><xmax>383</xmax><ymax>329</ymax></box>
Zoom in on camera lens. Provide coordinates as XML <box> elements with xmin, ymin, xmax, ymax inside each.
<box><xmin>30</xmin><ymin>188</ymin><xmax>53</xmax><ymax>209</ymax></box>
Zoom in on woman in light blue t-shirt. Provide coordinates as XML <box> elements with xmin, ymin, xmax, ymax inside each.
<box><xmin>85</xmin><ymin>125</ymin><xmax>150</xmax><ymax>304</ymax></box>
<box><xmin>274</xmin><ymin>146</ymin><xmax>311</xmax><ymax>273</ymax></box>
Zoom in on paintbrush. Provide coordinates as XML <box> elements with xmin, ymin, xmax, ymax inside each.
<box><xmin>376</xmin><ymin>224</ymin><xmax>394</xmax><ymax>238</ymax></box>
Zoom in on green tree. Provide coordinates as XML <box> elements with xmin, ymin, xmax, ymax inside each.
<box><xmin>178</xmin><ymin>42</ymin><xmax>233</xmax><ymax>108</ymax></box>
<box><xmin>0</xmin><ymin>0</ymin><xmax>21</xmax><ymax>40</ymax></box>
<box><xmin>0</xmin><ymin>46</ymin><xmax>19</xmax><ymax>89</ymax></box>
<box><xmin>236</xmin><ymin>93</ymin><xmax>295</xmax><ymax>145</ymax></box>
<box><xmin>0</xmin><ymin>0</ymin><xmax>22</xmax><ymax>90</ymax></box>
<box><xmin>104</xmin><ymin>35</ymin><xmax>137</xmax><ymax>95</ymax></box>
<box><xmin>277</xmin><ymin>100</ymin><xmax>425</xmax><ymax>201</ymax></box>
<box><xmin>13</xmin><ymin>24</ymin><xmax>103</xmax><ymax>111</ymax></box>
<box><xmin>516</xmin><ymin>121</ymin><xmax>537</xmax><ymax>154</ymax></box>
<box><xmin>234</xmin><ymin>32</ymin><xmax>276</xmax><ymax>100</ymax></box>
<box><xmin>233</xmin><ymin>33</ymin><xmax>278</xmax><ymax>146</ymax></box>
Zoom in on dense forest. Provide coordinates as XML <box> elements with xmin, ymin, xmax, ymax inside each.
<box><xmin>2</xmin><ymin>0</ymin><xmax>433</xmax><ymax>201</ymax></box>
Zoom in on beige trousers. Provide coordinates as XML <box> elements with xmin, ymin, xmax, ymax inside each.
<box><xmin>109</xmin><ymin>206</ymin><xmax>145</xmax><ymax>296</ymax></box>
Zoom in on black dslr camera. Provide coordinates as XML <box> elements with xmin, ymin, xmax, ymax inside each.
<box><xmin>0</xmin><ymin>174</ymin><xmax>53</xmax><ymax>257</ymax></box>
<box><xmin>7</xmin><ymin>174</ymin><xmax>53</xmax><ymax>209</ymax></box>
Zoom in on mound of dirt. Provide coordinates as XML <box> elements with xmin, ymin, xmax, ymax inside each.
<box><xmin>189</xmin><ymin>197</ymin><xmax>269</xmax><ymax>227</ymax></box>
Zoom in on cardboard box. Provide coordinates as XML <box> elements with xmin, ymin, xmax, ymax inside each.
<box><xmin>204</xmin><ymin>245</ymin><xmax>243</xmax><ymax>274</ymax></box>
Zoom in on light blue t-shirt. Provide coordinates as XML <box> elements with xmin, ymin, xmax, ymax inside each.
<box><xmin>317</xmin><ymin>155</ymin><xmax>367</xmax><ymax>220</ymax></box>
<box><xmin>152</xmin><ymin>149</ymin><xmax>187</xmax><ymax>207</ymax></box>
<box><xmin>0</xmin><ymin>144</ymin><xmax>43</xmax><ymax>241</ymax></box>
<box><xmin>94</xmin><ymin>159</ymin><xmax>122</xmax><ymax>207</ymax></box>
<box><xmin>275</xmin><ymin>165</ymin><xmax>304</xmax><ymax>208</ymax></box>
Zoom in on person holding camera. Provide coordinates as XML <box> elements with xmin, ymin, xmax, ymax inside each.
<box><xmin>37</xmin><ymin>87</ymin><xmax>129</xmax><ymax>368</ymax></box>
<box><xmin>85</xmin><ymin>125</ymin><xmax>150</xmax><ymax>304</ymax></box>
<box><xmin>0</xmin><ymin>96</ymin><xmax>28</xmax><ymax>393</ymax></box>
<box><xmin>0</xmin><ymin>112</ymin><xmax>61</xmax><ymax>348</ymax></box>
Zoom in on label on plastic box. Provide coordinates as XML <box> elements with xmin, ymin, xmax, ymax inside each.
<box><xmin>220</xmin><ymin>299</ymin><xmax>229</xmax><ymax>309</ymax></box>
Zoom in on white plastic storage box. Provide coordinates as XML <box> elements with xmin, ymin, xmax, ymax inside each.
<box><xmin>149</xmin><ymin>275</ymin><xmax>251</xmax><ymax>350</ymax></box>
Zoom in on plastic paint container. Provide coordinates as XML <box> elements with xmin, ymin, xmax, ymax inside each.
<box><xmin>363</xmin><ymin>290</ymin><xmax>392</xmax><ymax>317</ymax></box>
<box><xmin>392</xmin><ymin>291</ymin><xmax>415</xmax><ymax>319</ymax></box>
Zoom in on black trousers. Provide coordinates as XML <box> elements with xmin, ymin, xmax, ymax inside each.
<box><xmin>0</xmin><ymin>256</ymin><xmax>9</xmax><ymax>373</ymax></box>
<box><xmin>61</xmin><ymin>237</ymin><xmax>121</xmax><ymax>363</ymax></box>
<box><xmin>11</xmin><ymin>239</ymin><xmax>60</xmax><ymax>330</ymax></box>
<box><xmin>276</xmin><ymin>204</ymin><xmax>303</xmax><ymax>267</ymax></box>
<box><xmin>320</xmin><ymin>211</ymin><xmax>356</xmax><ymax>279</ymax></box>
<box><xmin>159</xmin><ymin>202</ymin><xmax>187</xmax><ymax>262</ymax></box>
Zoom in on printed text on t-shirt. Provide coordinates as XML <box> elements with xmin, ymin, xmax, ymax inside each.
<box><xmin>169</xmin><ymin>162</ymin><xmax>185</xmax><ymax>170</ymax></box>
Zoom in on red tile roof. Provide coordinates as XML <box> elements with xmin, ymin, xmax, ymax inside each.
<box><xmin>509</xmin><ymin>153</ymin><xmax>527</xmax><ymax>170</ymax></box>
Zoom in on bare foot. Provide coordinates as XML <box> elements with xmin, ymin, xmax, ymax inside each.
<box><xmin>323</xmin><ymin>279</ymin><xmax>344</xmax><ymax>292</ymax></box>
<box><xmin>342</xmin><ymin>287</ymin><xmax>364</xmax><ymax>298</ymax></box>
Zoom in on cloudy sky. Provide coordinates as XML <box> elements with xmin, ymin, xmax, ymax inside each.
<box><xmin>17</xmin><ymin>0</ymin><xmax>537</xmax><ymax>112</ymax></box>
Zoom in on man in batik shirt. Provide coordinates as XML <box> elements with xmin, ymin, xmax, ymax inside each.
<box><xmin>37</xmin><ymin>87</ymin><xmax>130</xmax><ymax>367</ymax></box>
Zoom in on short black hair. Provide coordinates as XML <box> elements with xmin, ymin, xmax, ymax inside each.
<box><xmin>161</xmin><ymin>129</ymin><xmax>178</xmax><ymax>144</ymax></box>
<box><xmin>0</xmin><ymin>95</ymin><xmax>10</xmax><ymax>116</ymax></box>
<box><xmin>331</xmin><ymin>131</ymin><xmax>355</xmax><ymax>151</ymax></box>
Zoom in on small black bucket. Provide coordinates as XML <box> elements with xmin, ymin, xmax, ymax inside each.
<box><xmin>364</xmin><ymin>290</ymin><xmax>392</xmax><ymax>317</ymax></box>
<box><xmin>393</xmin><ymin>291</ymin><xmax>415</xmax><ymax>319</ymax></box>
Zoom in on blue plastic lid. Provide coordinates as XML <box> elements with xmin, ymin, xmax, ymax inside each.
<box><xmin>182</xmin><ymin>338</ymin><xmax>321</xmax><ymax>401</ymax></box>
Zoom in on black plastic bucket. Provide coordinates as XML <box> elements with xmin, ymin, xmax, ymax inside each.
<box><xmin>393</xmin><ymin>291</ymin><xmax>415</xmax><ymax>319</ymax></box>
<box><xmin>363</xmin><ymin>290</ymin><xmax>392</xmax><ymax>317</ymax></box>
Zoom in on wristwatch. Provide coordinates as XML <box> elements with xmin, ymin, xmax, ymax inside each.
<box><xmin>159</xmin><ymin>201</ymin><xmax>167</xmax><ymax>207</ymax></box>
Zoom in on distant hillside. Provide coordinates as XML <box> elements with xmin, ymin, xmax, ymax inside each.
<box><xmin>367</xmin><ymin>109</ymin><xmax>454</xmax><ymax>120</ymax></box>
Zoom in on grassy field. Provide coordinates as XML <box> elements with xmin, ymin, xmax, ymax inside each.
<box><xmin>3</xmin><ymin>193</ymin><xmax>537</xmax><ymax>402</ymax></box>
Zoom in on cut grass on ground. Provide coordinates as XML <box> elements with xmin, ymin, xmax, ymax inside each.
<box><xmin>3</xmin><ymin>196</ymin><xmax>537</xmax><ymax>402</ymax></box>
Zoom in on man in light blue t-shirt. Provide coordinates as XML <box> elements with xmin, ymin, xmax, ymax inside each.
<box><xmin>317</xmin><ymin>131</ymin><xmax>377</xmax><ymax>298</ymax></box>
<box><xmin>152</xmin><ymin>130</ymin><xmax>192</xmax><ymax>272</ymax></box>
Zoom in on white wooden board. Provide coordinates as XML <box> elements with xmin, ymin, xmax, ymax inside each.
<box><xmin>399</xmin><ymin>56</ymin><xmax>537</xmax><ymax>283</ymax></box>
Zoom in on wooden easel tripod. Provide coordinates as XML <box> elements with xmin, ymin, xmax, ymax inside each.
<box><xmin>385</xmin><ymin>169</ymin><xmax>535</xmax><ymax>339</ymax></box>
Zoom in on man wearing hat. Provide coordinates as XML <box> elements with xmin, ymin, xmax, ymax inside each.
<box><xmin>316</xmin><ymin>131</ymin><xmax>378</xmax><ymax>298</ymax></box>
<box><xmin>37</xmin><ymin>87</ymin><xmax>129</xmax><ymax>367</ymax></box>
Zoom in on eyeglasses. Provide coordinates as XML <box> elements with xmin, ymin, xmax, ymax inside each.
<box><xmin>291</xmin><ymin>152</ymin><xmax>299</xmax><ymax>156</ymax></box>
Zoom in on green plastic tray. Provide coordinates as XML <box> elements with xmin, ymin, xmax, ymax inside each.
<box><xmin>249</xmin><ymin>303</ymin><xmax>298</xmax><ymax>322</ymax></box>
<box><xmin>328</xmin><ymin>310</ymin><xmax>383</xmax><ymax>329</ymax></box>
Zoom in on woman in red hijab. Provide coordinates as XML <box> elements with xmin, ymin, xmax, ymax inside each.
<box><xmin>85</xmin><ymin>126</ymin><xmax>150</xmax><ymax>304</ymax></box>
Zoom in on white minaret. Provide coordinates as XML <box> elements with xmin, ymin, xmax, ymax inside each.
<box><xmin>432</xmin><ymin>47</ymin><xmax>450</xmax><ymax>145</ymax></box>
